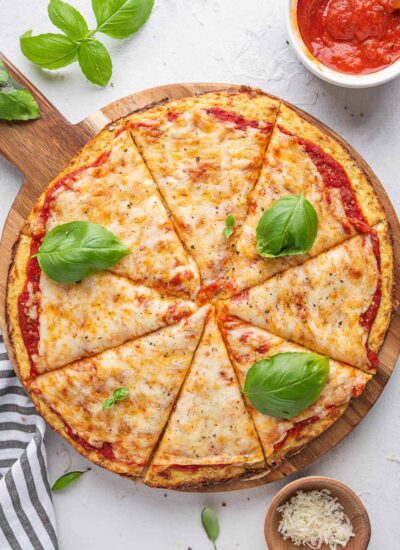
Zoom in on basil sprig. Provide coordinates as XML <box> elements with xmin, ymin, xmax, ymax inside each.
<box><xmin>201</xmin><ymin>507</ymin><xmax>220</xmax><ymax>550</ymax></box>
<box><xmin>223</xmin><ymin>215</ymin><xmax>235</xmax><ymax>238</ymax></box>
<box><xmin>244</xmin><ymin>352</ymin><xmax>329</xmax><ymax>419</ymax></box>
<box><xmin>256</xmin><ymin>193</ymin><xmax>318</xmax><ymax>258</ymax></box>
<box><xmin>0</xmin><ymin>60</ymin><xmax>40</xmax><ymax>121</ymax></box>
<box><xmin>35</xmin><ymin>221</ymin><xmax>130</xmax><ymax>284</ymax></box>
<box><xmin>20</xmin><ymin>0</ymin><xmax>154</xmax><ymax>86</ymax></box>
<box><xmin>52</xmin><ymin>468</ymin><xmax>90</xmax><ymax>492</ymax></box>
<box><xmin>103</xmin><ymin>387</ymin><xmax>130</xmax><ymax>410</ymax></box>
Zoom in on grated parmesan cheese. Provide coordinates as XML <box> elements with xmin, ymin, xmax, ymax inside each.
<box><xmin>277</xmin><ymin>489</ymin><xmax>355</xmax><ymax>549</ymax></box>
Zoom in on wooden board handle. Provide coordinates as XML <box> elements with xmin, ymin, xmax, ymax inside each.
<box><xmin>0</xmin><ymin>53</ymin><xmax>92</xmax><ymax>184</ymax></box>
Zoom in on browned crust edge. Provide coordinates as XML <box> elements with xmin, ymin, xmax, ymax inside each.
<box><xmin>369</xmin><ymin>221</ymin><xmax>395</xmax><ymax>355</ymax></box>
<box><xmin>267</xmin><ymin>405</ymin><xmax>348</xmax><ymax>467</ymax></box>
<box><xmin>6</xmin><ymin>235</ymin><xmax>32</xmax><ymax>381</ymax></box>
<box><xmin>144</xmin><ymin>461</ymin><xmax>266</xmax><ymax>490</ymax></box>
<box><xmin>125</xmin><ymin>85</ymin><xmax>280</xmax><ymax>117</ymax></box>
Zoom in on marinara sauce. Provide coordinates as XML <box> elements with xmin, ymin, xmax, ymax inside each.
<box><xmin>297</xmin><ymin>0</ymin><xmax>400</xmax><ymax>74</ymax></box>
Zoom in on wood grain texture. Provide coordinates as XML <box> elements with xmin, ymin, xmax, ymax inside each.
<box><xmin>264</xmin><ymin>476</ymin><xmax>371</xmax><ymax>550</ymax></box>
<box><xmin>0</xmin><ymin>53</ymin><xmax>399</xmax><ymax>493</ymax></box>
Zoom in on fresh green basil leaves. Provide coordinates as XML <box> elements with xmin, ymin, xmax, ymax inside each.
<box><xmin>35</xmin><ymin>221</ymin><xmax>130</xmax><ymax>284</ymax></box>
<box><xmin>201</xmin><ymin>507</ymin><xmax>220</xmax><ymax>550</ymax></box>
<box><xmin>103</xmin><ymin>387</ymin><xmax>130</xmax><ymax>410</ymax></box>
<box><xmin>244</xmin><ymin>352</ymin><xmax>329</xmax><ymax>419</ymax></box>
<box><xmin>78</xmin><ymin>39</ymin><xmax>112</xmax><ymax>87</ymax></box>
<box><xmin>0</xmin><ymin>60</ymin><xmax>40</xmax><ymax>121</ymax></box>
<box><xmin>0</xmin><ymin>61</ymin><xmax>9</xmax><ymax>84</ymax></box>
<box><xmin>48</xmin><ymin>0</ymin><xmax>89</xmax><ymax>40</ymax></box>
<box><xmin>20</xmin><ymin>0</ymin><xmax>154</xmax><ymax>86</ymax></box>
<box><xmin>223</xmin><ymin>215</ymin><xmax>235</xmax><ymax>238</ymax></box>
<box><xmin>20</xmin><ymin>31</ymin><xmax>79</xmax><ymax>70</ymax></box>
<box><xmin>256</xmin><ymin>194</ymin><xmax>318</xmax><ymax>258</ymax></box>
<box><xmin>52</xmin><ymin>468</ymin><xmax>90</xmax><ymax>492</ymax></box>
<box><xmin>92</xmin><ymin>0</ymin><xmax>154</xmax><ymax>39</ymax></box>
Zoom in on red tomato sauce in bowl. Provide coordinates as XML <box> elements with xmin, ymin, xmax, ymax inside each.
<box><xmin>297</xmin><ymin>0</ymin><xmax>400</xmax><ymax>75</ymax></box>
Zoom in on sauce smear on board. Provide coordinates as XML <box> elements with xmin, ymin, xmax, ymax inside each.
<box><xmin>297</xmin><ymin>0</ymin><xmax>400</xmax><ymax>74</ymax></box>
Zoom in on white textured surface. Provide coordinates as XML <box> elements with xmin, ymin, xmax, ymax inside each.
<box><xmin>0</xmin><ymin>1</ymin><xmax>399</xmax><ymax>549</ymax></box>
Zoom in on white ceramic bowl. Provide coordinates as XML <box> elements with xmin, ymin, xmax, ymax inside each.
<box><xmin>286</xmin><ymin>0</ymin><xmax>400</xmax><ymax>88</ymax></box>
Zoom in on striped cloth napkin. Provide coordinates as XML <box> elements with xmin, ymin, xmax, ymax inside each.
<box><xmin>0</xmin><ymin>334</ymin><xmax>58</xmax><ymax>549</ymax></box>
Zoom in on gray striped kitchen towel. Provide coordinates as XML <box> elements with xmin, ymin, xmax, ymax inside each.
<box><xmin>0</xmin><ymin>334</ymin><xmax>58</xmax><ymax>549</ymax></box>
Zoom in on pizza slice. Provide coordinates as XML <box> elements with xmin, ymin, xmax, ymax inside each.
<box><xmin>219</xmin><ymin>222</ymin><xmax>393</xmax><ymax>372</ymax></box>
<box><xmin>7</xmin><ymin>236</ymin><xmax>197</xmax><ymax>380</ymax></box>
<box><xmin>145</xmin><ymin>312</ymin><xmax>265</xmax><ymax>488</ymax></box>
<box><xmin>22</xmin><ymin>123</ymin><xmax>199</xmax><ymax>298</ymax></box>
<box><xmin>127</xmin><ymin>88</ymin><xmax>280</xmax><ymax>294</ymax></box>
<box><xmin>222</xmin><ymin>103</ymin><xmax>386</xmax><ymax>295</ymax></box>
<box><xmin>219</xmin><ymin>315</ymin><xmax>371</xmax><ymax>466</ymax></box>
<box><xmin>29</xmin><ymin>307</ymin><xmax>209</xmax><ymax>476</ymax></box>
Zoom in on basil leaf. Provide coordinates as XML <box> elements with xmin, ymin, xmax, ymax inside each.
<box><xmin>0</xmin><ymin>60</ymin><xmax>40</xmax><ymax>121</ymax></box>
<box><xmin>103</xmin><ymin>387</ymin><xmax>129</xmax><ymax>410</ymax></box>
<box><xmin>48</xmin><ymin>0</ymin><xmax>89</xmax><ymax>41</ymax></box>
<box><xmin>52</xmin><ymin>469</ymin><xmax>90</xmax><ymax>492</ymax></box>
<box><xmin>0</xmin><ymin>89</ymin><xmax>40</xmax><ymax>121</ymax></box>
<box><xmin>244</xmin><ymin>352</ymin><xmax>329</xmax><ymax>419</ymax></box>
<box><xmin>0</xmin><ymin>60</ymin><xmax>9</xmax><ymax>85</ymax></box>
<box><xmin>201</xmin><ymin>507</ymin><xmax>220</xmax><ymax>548</ymax></box>
<box><xmin>78</xmin><ymin>39</ymin><xmax>112</xmax><ymax>86</ymax></box>
<box><xmin>223</xmin><ymin>215</ymin><xmax>235</xmax><ymax>238</ymax></box>
<box><xmin>92</xmin><ymin>0</ymin><xmax>154</xmax><ymax>39</ymax></box>
<box><xmin>113</xmin><ymin>387</ymin><xmax>129</xmax><ymax>401</ymax></box>
<box><xmin>35</xmin><ymin>221</ymin><xmax>130</xmax><ymax>283</ymax></box>
<box><xmin>256</xmin><ymin>194</ymin><xmax>318</xmax><ymax>258</ymax></box>
<box><xmin>102</xmin><ymin>396</ymin><xmax>115</xmax><ymax>410</ymax></box>
<box><xmin>20</xmin><ymin>31</ymin><xmax>79</xmax><ymax>70</ymax></box>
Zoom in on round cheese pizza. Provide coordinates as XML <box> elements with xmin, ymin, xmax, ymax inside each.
<box><xmin>6</xmin><ymin>87</ymin><xmax>394</xmax><ymax>489</ymax></box>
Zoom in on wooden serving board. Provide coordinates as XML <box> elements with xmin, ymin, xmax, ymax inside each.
<box><xmin>0</xmin><ymin>54</ymin><xmax>399</xmax><ymax>493</ymax></box>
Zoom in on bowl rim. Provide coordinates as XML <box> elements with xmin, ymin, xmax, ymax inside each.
<box><xmin>286</xmin><ymin>0</ymin><xmax>400</xmax><ymax>88</ymax></box>
<box><xmin>264</xmin><ymin>475</ymin><xmax>371</xmax><ymax>549</ymax></box>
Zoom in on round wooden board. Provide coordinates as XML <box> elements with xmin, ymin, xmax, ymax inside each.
<box><xmin>0</xmin><ymin>55</ymin><xmax>399</xmax><ymax>493</ymax></box>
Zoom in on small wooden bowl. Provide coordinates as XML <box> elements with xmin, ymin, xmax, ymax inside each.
<box><xmin>265</xmin><ymin>476</ymin><xmax>371</xmax><ymax>550</ymax></box>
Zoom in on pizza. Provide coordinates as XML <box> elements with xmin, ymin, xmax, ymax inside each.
<box><xmin>219</xmin><ymin>222</ymin><xmax>393</xmax><ymax>373</ymax></box>
<box><xmin>128</xmin><ymin>89</ymin><xmax>280</xmax><ymax>296</ymax></box>
<box><xmin>8</xmin><ymin>235</ymin><xmax>196</xmax><ymax>380</ymax></box>
<box><xmin>5</xmin><ymin>87</ymin><xmax>394</xmax><ymax>489</ymax></box>
<box><xmin>221</xmin><ymin>103</ymin><xmax>386</xmax><ymax>296</ymax></box>
<box><xmin>22</xmin><ymin>122</ymin><xmax>199</xmax><ymax>298</ymax></box>
<box><xmin>145</xmin><ymin>312</ymin><xmax>265</xmax><ymax>488</ymax></box>
<box><xmin>219</xmin><ymin>314</ymin><xmax>371</xmax><ymax>466</ymax></box>
<box><xmin>29</xmin><ymin>307</ymin><xmax>209</xmax><ymax>476</ymax></box>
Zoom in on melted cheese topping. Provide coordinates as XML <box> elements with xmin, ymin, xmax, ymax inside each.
<box><xmin>25</xmin><ymin>129</ymin><xmax>199</xmax><ymax>298</ymax></box>
<box><xmin>31</xmin><ymin>307</ymin><xmax>209</xmax><ymax>475</ymax></box>
<box><xmin>222</xmin><ymin>228</ymin><xmax>383</xmax><ymax>371</ymax></box>
<box><xmin>145</xmin><ymin>313</ymin><xmax>265</xmax><ymax>487</ymax></box>
<box><xmin>37</xmin><ymin>271</ymin><xmax>197</xmax><ymax>372</ymax></box>
<box><xmin>128</xmin><ymin>91</ymin><xmax>279</xmax><ymax>285</ymax></box>
<box><xmin>225</xmin><ymin>105</ymin><xmax>385</xmax><ymax>294</ymax></box>
<box><xmin>221</xmin><ymin>317</ymin><xmax>371</xmax><ymax>464</ymax></box>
